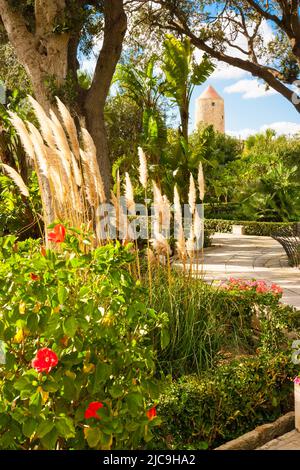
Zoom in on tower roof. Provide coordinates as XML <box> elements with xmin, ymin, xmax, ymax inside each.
<box><xmin>198</xmin><ymin>85</ymin><xmax>223</xmax><ymax>100</ymax></box>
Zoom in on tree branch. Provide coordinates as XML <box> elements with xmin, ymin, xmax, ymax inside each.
<box><xmin>87</xmin><ymin>0</ymin><xmax>127</xmax><ymax>107</ymax></box>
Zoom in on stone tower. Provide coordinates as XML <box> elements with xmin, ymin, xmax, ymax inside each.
<box><xmin>195</xmin><ymin>85</ymin><xmax>225</xmax><ymax>133</ymax></box>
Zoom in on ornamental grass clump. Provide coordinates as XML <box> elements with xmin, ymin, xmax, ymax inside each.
<box><xmin>0</xmin><ymin>233</ymin><xmax>169</xmax><ymax>450</ymax></box>
<box><xmin>2</xmin><ymin>97</ymin><xmax>106</xmax><ymax>245</ymax></box>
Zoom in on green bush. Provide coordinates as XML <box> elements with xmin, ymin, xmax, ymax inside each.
<box><xmin>0</xmin><ymin>233</ymin><xmax>168</xmax><ymax>450</ymax></box>
<box><xmin>149</xmin><ymin>268</ymin><xmax>299</xmax><ymax>375</ymax></box>
<box><xmin>205</xmin><ymin>219</ymin><xmax>298</xmax><ymax>237</ymax></box>
<box><xmin>0</xmin><ymin>173</ymin><xmax>41</xmax><ymax>239</ymax></box>
<box><xmin>154</xmin><ymin>351</ymin><xmax>298</xmax><ymax>449</ymax></box>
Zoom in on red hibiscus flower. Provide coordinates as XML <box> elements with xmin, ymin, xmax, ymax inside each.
<box><xmin>40</xmin><ymin>246</ymin><xmax>47</xmax><ymax>257</ymax></box>
<box><xmin>30</xmin><ymin>273</ymin><xmax>40</xmax><ymax>281</ymax></box>
<box><xmin>84</xmin><ymin>401</ymin><xmax>104</xmax><ymax>420</ymax></box>
<box><xmin>48</xmin><ymin>224</ymin><xmax>66</xmax><ymax>243</ymax></box>
<box><xmin>146</xmin><ymin>406</ymin><xmax>157</xmax><ymax>420</ymax></box>
<box><xmin>32</xmin><ymin>348</ymin><xmax>58</xmax><ymax>374</ymax></box>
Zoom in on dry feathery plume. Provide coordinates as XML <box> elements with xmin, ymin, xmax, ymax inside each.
<box><xmin>56</xmin><ymin>97</ymin><xmax>80</xmax><ymax>161</ymax></box>
<box><xmin>138</xmin><ymin>147</ymin><xmax>148</xmax><ymax>190</ymax></box>
<box><xmin>111</xmin><ymin>191</ymin><xmax>134</xmax><ymax>241</ymax></box>
<box><xmin>26</xmin><ymin>123</ymin><xmax>49</xmax><ymax>177</ymax></box>
<box><xmin>194</xmin><ymin>208</ymin><xmax>203</xmax><ymax>251</ymax></box>
<box><xmin>81</xmin><ymin>128</ymin><xmax>106</xmax><ymax>204</ymax></box>
<box><xmin>186</xmin><ymin>225</ymin><xmax>195</xmax><ymax>257</ymax></box>
<box><xmin>49</xmin><ymin>109</ymin><xmax>73</xmax><ymax>161</ymax></box>
<box><xmin>188</xmin><ymin>173</ymin><xmax>196</xmax><ymax>215</ymax></box>
<box><xmin>1</xmin><ymin>163</ymin><xmax>29</xmax><ymax>197</ymax></box>
<box><xmin>174</xmin><ymin>185</ymin><xmax>182</xmax><ymax>226</ymax></box>
<box><xmin>71</xmin><ymin>152</ymin><xmax>82</xmax><ymax>187</ymax></box>
<box><xmin>49</xmin><ymin>167</ymin><xmax>64</xmax><ymax>205</ymax></box>
<box><xmin>176</xmin><ymin>225</ymin><xmax>187</xmax><ymax>261</ymax></box>
<box><xmin>27</xmin><ymin>96</ymin><xmax>56</xmax><ymax>150</ymax></box>
<box><xmin>198</xmin><ymin>162</ymin><xmax>205</xmax><ymax>202</ymax></box>
<box><xmin>80</xmin><ymin>149</ymin><xmax>97</xmax><ymax>207</ymax></box>
<box><xmin>161</xmin><ymin>194</ymin><xmax>171</xmax><ymax>233</ymax></box>
<box><xmin>8</xmin><ymin>112</ymin><xmax>35</xmax><ymax>161</ymax></box>
<box><xmin>152</xmin><ymin>180</ymin><xmax>163</xmax><ymax>207</ymax></box>
<box><xmin>147</xmin><ymin>247</ymin><xmax>157</xmax><ymax>266</ymax></box>
<box><xmin>124</xmin><ymin>172</ymin><xmax>135</xmax><ymax>213</ymax></box>
<box><xmin>150</xmin><ymin>232</ymin><xmax>171</xmax><ymax>257</ymax></box>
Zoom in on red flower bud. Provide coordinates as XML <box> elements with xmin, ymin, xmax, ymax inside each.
<box><xmin>146</xmin><ymin>406</ymin><xmax>157</xmax><ymax>420</ymax></box>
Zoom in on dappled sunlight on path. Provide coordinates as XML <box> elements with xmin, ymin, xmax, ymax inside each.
<box><xmin>194</xmin><ymin>233</ymin><xmax>300</xmax><ymax>310</ymax></box>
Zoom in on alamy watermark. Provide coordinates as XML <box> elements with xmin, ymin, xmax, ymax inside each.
<box><xmin>95</xmin><ymin>200</ymin><xmax>205</xmax><ymax>249</ymax></box>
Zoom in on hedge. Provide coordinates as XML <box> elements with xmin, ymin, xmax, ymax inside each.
<box><xmin>154</xmin><ymin>352</ymin><xmax>297</xmax><ymax>450</ymax></box>
<box><xmin>205</xmin><ymin>219</ymin><xmax>298</xmax><ymax>237</ymax></box>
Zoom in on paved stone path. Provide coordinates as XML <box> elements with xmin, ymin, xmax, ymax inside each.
<box><xmin>194</xmin><ymin>233</ymin><xmax>300</xmax><ymax>310</ymax></box>
<box><xmin>258</xmin><ymin>430</ymin><xmax>300</xmax><ymax>450</ymax></box>
<box><xmin>191</xmin><ymin>233</ymin><xmax>300</xmax><ymax>450</ymax></box>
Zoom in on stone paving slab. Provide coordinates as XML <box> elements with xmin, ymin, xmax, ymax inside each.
<box><xmin>258</xmin><ymin>430</ymin><xmax>300</xmax><ymax>450</ymax></box>
<box><xmin>187</xmin><ymin>233</ymin><xmax>300</xmax><ymax>310</ymax></box>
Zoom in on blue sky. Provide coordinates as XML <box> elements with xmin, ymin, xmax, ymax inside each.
<box><xmin>190</xmin><ymin>70</ymin><xmax>300</xmax><ymax>138</ymax></box>
<box><xmin>81</xmin><ymin>24</ymin><xmax>300</xmax><ymax>139</ymax></box>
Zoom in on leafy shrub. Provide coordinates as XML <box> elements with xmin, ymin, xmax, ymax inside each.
<box><xmin>0</xmin><ymin>173</ymin><xmax>41</xmax><ymax>239</ymax></box>
<box><xmin>0</xmin><ymin>234</ymin><xmax>168</xmax><ymax>450</ymax></box>
<box><xmin>149</xmin><ymin>268</ymin><xmax>299</xmax><ymax>375</ymax></box>
<box><xmin>205</xmin><ymin>219</ymin><xmax>298</xmax><ymax>237</ymax></box>
<box><xmin>154</xmin><ymin>351</ymin><xmax>298</xmax><ymax>449</ymax></box>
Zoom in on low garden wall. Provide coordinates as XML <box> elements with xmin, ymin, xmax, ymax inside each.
<box><xmin>205</xmin><ymin>219</ymin><xmax>298</xmax><ymax>237</ymax></box>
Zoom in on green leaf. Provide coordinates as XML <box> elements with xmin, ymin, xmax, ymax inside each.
<box><xmin>14</xmin><ymin>375</ymin><xmax>31</xmax><ymax>391</ymax></box>
<box><xmin>36</xmin><ymin>420</ymin><xmax>55</xmax><ymax>438</ymax></box>
<box><xmin>109</xmin><ymin>384</ymin><xmax>123</xmax><ymax>399</ymax></box>
<box><xmin>161</xmin><ymin>327</ymin><xmax>170</xmax><ymax>350</ymax></box>
<box><xmin>62</xmin><ymin>375</ymin><xmax>77</xmax><ymax>401</ymax></box>
<box><xmin>56</xmin><ymin>417</ymin><xmax>75</xmax><ymax>439</ymax></box>
<box><xmin>126</xmin><ymin>393</ymin><xmax>143</xmax><ymax>414</ymax></box>
<box><xmin>58</xmin><ymin>285</ymin><xmax>68</xmax><ymax>304</ymax></box>
<box><xmin>29</xmin><ymin>391</ymin><xmax>42</xmax><ymax>415</ymax></box>
<box><xmin>22</xmin><ymin>418</ymin><xmax>38</xmax><ymax>438</ymax></box>
<box><xmin>27</xmin><ymin>313</ymin><xmax>39</xmax><ymax>332</ymax></box>
<box><xmin>93</xmin><ymin>363</ymin><xmax>112</xmax><ymax>393</ymax></box>
<box><xmin>40</xmin><ymin>427</ymin><xmax>58</xmax><ymax>449</ymax></box>
<box><xmin>63</xmin><ymin>317</ymin><xmax>78</xmax><ymax>337</ymax></box>
<box><xmin>85</xmin><ymin>427</ymin><xmax>101</xmax><ymax>448</ymax></box>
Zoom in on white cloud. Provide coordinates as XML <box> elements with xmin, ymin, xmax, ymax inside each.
<box><xmin>211</xmin><ymin>64</ymin><xmax>249</xmax><ymax>81</ymax></box>
<box><xmin>228</xmin><ymin>121</ymin><xmax>300</xmax><ymax>139</ymax></box>
<box><xmin>224</xmin><ymin>79</ymin><xmax>277</xmax><ymax>99</ymax></box>
<box><xmin>260</xmin><ymin>121</ymin><xmax>300</xmax><ymax>135</ymax></box>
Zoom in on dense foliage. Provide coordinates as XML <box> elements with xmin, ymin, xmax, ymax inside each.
<box><xmin>150</xmin><ymin>267</ymin><xmax>299</xmax><ymax>375</ymax></box>
<box><xmin>0</xmin><ymin>234</ymin><xmax>168</xmax><ymax>449</ymax></box>
<box><xmin>154</xmin><ymin>351</ymin><xmax>298</xmax><ymax>450</ymax></box>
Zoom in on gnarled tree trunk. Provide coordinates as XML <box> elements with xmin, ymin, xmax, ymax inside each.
<box><xmin>0</xmin><ymin>0</ymin><xmax>127</xmax><ymax>198</ymax></box>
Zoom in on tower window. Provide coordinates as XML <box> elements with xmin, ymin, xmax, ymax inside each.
<box><xmin>212</xmin><ymin>102</ymin><xmax>215</xmax><ymax>107</ymax></box>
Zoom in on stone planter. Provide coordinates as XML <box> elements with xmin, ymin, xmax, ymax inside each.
<box><xmin>295</xmin><ymin>381</ymin><xmax>300</xmax><ymax>432</ymax></box>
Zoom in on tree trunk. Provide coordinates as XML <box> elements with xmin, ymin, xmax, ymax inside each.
<box><xmin>180</xmin><ymin>102</ymin><xmax>189</xmax><ymax>144</ymax></box>
<box><xmin>0</xmin><ymin>0</ymin><xmax>127</xmax><ymax>199</ymax></box>
<box><xmin>84</xmin><ymin>0</ymin><xmax>127</xmax><ymax>199</ymax></box>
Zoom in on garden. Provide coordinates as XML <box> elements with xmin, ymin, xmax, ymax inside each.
<box><xmin>0</xmin><ymin>0</ymin><xmax>300</xmax><ymax>453</ymax></box>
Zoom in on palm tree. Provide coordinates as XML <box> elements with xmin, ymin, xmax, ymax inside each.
<box><xmin>113</xmin><ymin>56</ymin><xmax>167</xmax><ymax>164</ymax></box>
<box><xmin>161</xmin><ymin>35</ymin><xmax>214</xmax><ymax>144</ymax></box>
